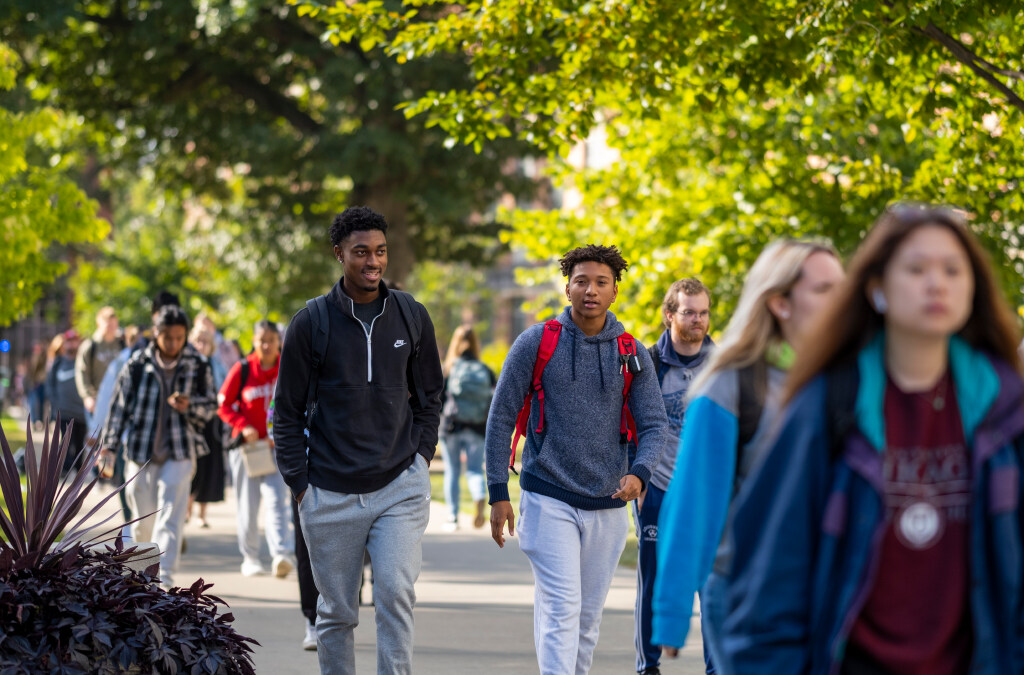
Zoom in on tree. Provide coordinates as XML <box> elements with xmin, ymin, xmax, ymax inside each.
<box><xmin>0</xmin><ymin>42</ymin><xmax>108</xmax><ymax>327</ymax></box>
<box><xmin>309</xmin><ymin>0</ymin><xmax>1024</xmax><ymax>336</ymax></box>
<box><xmin>1</xmin><ymin>0</ymin><xmax>537</xmax><ymax>295</ymax></box>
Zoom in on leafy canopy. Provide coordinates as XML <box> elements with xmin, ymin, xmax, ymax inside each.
<box><xmin>0</xmin><ymin>43</ymin><xmax>108</xmax><ymax>326</ymax></box>
<box><xmin>307</xmin><ymin>0</ymin><xmax>1024</xmax><ymax>338</ymax></box>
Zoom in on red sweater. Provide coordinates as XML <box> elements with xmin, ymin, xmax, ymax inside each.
<box><xmin>217</xmin><ymin>353</ymin><xmax>279</xmax><ymax>441</ymax></box>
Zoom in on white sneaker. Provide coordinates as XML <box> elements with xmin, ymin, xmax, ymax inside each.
<box><xmin>441</xmin><ymin>515</ymin><xmax>459</xmax><ymax>532</ymax></box>
<box><xmin>272</xmin><ymin>554</ymin><xmax>295</xmax><ymax>578</ymax></box>
<box><xmin>302</xmin><ymin>622</ymin><xmax>317</xmax><ymax>651</ymax></box>
<box><xmin>241</xmin><ymin>558</ymin><xmax>267</xmax><ymax>577</ymax></box>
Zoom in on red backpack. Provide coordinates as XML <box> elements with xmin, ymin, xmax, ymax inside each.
<box><xmin>508</xmin><ymin>319</ymin><xmax>640</xmax><ymax>473</ymax></box>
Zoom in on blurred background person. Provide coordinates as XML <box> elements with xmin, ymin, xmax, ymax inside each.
<box><xmin>75</xmin><ymin>306</ymin><xmax>124</xmax><ymax>441</ymax></box>
<box><xmin>653</xmin><ymin>240</ymin><xmax>844</xmax><ymax>670</ymax></box>
<box><xmin>27</xmin><ymin>340</ymin><xmax>48</xmax><ymax>432</ymax></box>
<box><xmin>46</xmin><ymin>329</ymin><xmax>87</xmax><ymax>474</ymax></box>
<box><xmin>218</xmin><ymin>320</ymin><xmax>295</xmax><ymax>578</ymax></box>
<box><xmin>439</xmin><ymin>325</ymin><xmax>495</xmax><ymax>531</ymax></box>
<box><xmin>719</xmin><ymin>205</ymin><xmax>1024</xmax><ymax>674</ymax></box>
<box><xmin>187</xmin><ymin>324</ymin><xmax>227</xmax><ymax>528</ymax></box>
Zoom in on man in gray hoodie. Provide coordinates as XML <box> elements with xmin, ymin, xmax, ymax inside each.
<box><xmin>633</xmin><ymin>278</ymin><xmax>714</xmax><ymax>675</ymax></box>
<box><xmin>486</xmin><ymin>244</ymin><xmax>670</xmax><ymax>674</ymax></box>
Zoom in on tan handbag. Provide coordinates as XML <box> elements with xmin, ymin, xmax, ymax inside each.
<box><xmin>240</xmin><ymin>439</ymin><xmax>277</xmax><ymax>478</ymax></box>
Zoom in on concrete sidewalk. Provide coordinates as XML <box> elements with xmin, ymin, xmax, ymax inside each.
<box><xmin>82</xmin><ymin>471</ymin><xmax>709</xmax><ymax>674</ymax></box>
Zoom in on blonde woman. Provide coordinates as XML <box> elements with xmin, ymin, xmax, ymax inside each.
<box><xmin>439</xmin><ymin>325</ymin><xmax>495</xmax><ymax>530</ymax></box>
<box><xmin>651</xmin><ymin>240</ymin><xmax>844</xmax><ymax>669</ymax></box>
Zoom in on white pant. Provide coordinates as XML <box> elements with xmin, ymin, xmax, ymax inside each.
<box><xmin>126</xmin><ymin>457</ymin><xmax>194</xmax><ymax>580</ymax></box>
<box><xmin>228</xmin><ymin>447</ymin><xmax>294</xmax><ymax>561</ymax></box>
<box><xmin>518</xmin><ymin>490</ymin><xmax>629</xmax><ymax>675</ymax></box>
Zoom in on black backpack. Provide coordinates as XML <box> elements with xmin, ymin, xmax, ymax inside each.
<box><xmin>734</xmin><ymin>357</ymin><xmax>858</xmax><ymax>465</ymax></box>
<box><xmin>222</xmin><ymin>360</ymin><xmax>250</xmax><ymax>449</ymax></box>
<box><xmin>303</xmin><ymin>290</ymin><xmax>426</xmax><ymax>432</ymax></box>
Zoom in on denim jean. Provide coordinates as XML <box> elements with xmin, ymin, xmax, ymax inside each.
<box><xmin>440</xmin><ymin>428</ymin><xmax>486</xmax><ymax>519</ymax></box>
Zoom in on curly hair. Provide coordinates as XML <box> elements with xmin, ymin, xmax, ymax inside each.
<box><xmin>559</xmin><ymin>244</ymin><xmax>629</xmax><ymax>282</ymax></box>
<box><xmin>329</xmin><ymin>206</ymin><xmax>389</xmax><ymax>247</ymax></box>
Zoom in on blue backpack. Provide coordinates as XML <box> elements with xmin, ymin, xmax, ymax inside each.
<box><xmin>445</xmin><ymin>359</ymin><xmax>493</xmax><ymax>425</ymax></box>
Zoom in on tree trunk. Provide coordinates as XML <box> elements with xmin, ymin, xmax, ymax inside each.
<box><xmin>351</xmin><ymin>180</ymin><xmax>415</xmax><ymax>288</ymax></box>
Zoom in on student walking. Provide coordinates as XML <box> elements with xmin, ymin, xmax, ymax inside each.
<box><xmin>46</xmin><ymin>330</ymin><xmax>87</xmax><ymax>474</ymax></box>
<box><xmin>75</xmin><ymin>306</ymin><xmax>123</xmax><ymax>438</ymax></box>
<box><xmin>218</xmin><ymin>320</ymin><xmax>295</xmax><ymax>578</ymax></box>
<box><xmin>652</xmin><ymin>241</ymin><xmax>843</xmax><ymax>669</ymax></box>
<box><xmin>187</xmin><ymin>324</ymin><xmax>226</xmax><ymax>528</ymax></box>
<box><xmin>718</xmin><ymin>205</ymin><xmax>1024</xmax><ymax>674</ymax></box>
<box><xmin>440</xmin><ymin>325</ymin><xmax>495</xmax><ymax>530</ymax></box>
<box><xmin>99</xmin><ymin>305</ymin><xmax>216</xmax><ymax>588</ymax></box>
<box><xmin>486</xmin><ymin>244</ymin><xmax>671</xmax><ymax>675</ymax></box>
<box><xmin>274</xmin><ymin>206</ymin><xmax>444</xmax><ymax>675</ymax></box>
<box><xmin>632</xmin><ymin>278</ymin><xmax>715</xmax><ymax>675</ymax></box>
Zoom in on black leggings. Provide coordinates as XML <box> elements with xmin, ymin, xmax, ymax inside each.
<box><xmin>292</xmin><ymin>498</ymin><xmax>320</xmax><ymax>624</ymax></box>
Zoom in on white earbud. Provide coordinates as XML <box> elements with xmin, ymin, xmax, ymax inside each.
<box><xmin>872</xmin><ymin>289</ymin><xmax>888</xmax><ymax>314</ymax></box>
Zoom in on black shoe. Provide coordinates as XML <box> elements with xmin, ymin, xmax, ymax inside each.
<box><xmin>640</xmin><ymin>668</ymin><xmax>661</xmax><ymax>675</ymax></box>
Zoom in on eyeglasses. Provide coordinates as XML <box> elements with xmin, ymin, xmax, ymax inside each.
<box><xmin>676</xmin><ymin>310</ymin><xmax>710</xmax><ymax>320</ymax></box>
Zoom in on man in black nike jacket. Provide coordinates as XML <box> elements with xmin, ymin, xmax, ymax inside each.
<box><xmin>274</xmin><ymin>206</ymin><xmax>444</xmax><ymax>675</ymax></box>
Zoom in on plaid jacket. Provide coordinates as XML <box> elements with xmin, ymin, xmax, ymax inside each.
<box><xmin>100</xmin><ymin>343</ymin><xmax>216</xmax><ymax>464</ymax></box>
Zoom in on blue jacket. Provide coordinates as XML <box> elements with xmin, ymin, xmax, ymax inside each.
<box><xmin>717</xmin><ymin>335</ymin><xmax>1024</xmax><ymax>675</ymax></box>
<box><xmin>652</xmin><ymin>361</ymin><xmax>786</xmax><ymax>649</ymax></box>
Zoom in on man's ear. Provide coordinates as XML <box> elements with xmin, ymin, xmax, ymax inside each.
<box><xmin>334</xmin><ymin>244</ymin><xmax>343</xmax><ymax>263</ymax></box>
<box><xmin>611</xmin><ymin>283</ymin><xmax>618</xmax><ymax>303</ymax></box>
<box><xmin>565</xmin><ymin>283</ymin><xmax>571</xmax><ymax>300</ymax></box>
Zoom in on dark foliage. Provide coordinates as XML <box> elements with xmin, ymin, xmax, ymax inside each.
<box><xmin>0</xmin><ymin>538</ymin><xmax>258</xmax><ymax>674</ymax></box>
<box><xmin>0</xmin><ymin>420</ymin><xmax>258</xmax><ymax>673</ymax></box>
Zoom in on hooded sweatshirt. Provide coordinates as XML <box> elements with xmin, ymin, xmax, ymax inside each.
<box><xmin>485</xmin><ymin>307</ymin><xmax>671</xmax><ymax>510</ymax></box>
<box><xmin>649</xmin><ymin>331</ymin><xmax>714</xmax><ymax>491</ymax></box>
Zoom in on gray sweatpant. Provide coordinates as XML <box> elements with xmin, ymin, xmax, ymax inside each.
<box><xmin>299</xmin><ymin>456</ymin><xmax>431</xmax><ymax>675</ymax></box>
<box><xmin>518</xmin><ymin>489</ymin><xmax>629</xmax><ymax>675</ymax></box>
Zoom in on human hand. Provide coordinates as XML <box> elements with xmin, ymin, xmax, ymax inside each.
<box><xmin>84</xmin><ymin>396</ymin><xmax>96</xmax><ymax>414</ymax></box>
<box><xmin>241</xmin><ymin>426</ymin><xmax>260</xmax><ymax>444</ymax></box>
<box><xmin>97</xmin><ymin>449</ymin><xmax>116</xmax><ymax>479</ymax></box>
<box><xmin>661</xmin><ymin>646</ymin><xmax>679</xmax><ymax>659</ymax></box>
<box><xmin>611</xmin><ymin>474</ymin><xmax>642</xmax><ymax>501</ymax></box>
<box><xmin>295</xmin><ymin>490</ymin><xmax>305</xmax><ymax>504</ymax></box>
<box><xmin>168</xmin><ymin>392</ymin><xmax>189</xmax><ymax>413</ymax></box>
<box><xmin>490</xmin><ymin>500</ymin><xmax>515</xmax><ymax>548</ymax></box>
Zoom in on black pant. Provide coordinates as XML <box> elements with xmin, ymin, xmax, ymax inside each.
<box><xmin>292</xmin><ymin>498</ymin><xmax>320</xmax><ymax>624</ymax></box>
<box><xmin>57</xmin><ymin>415</ymin><xmax>87</xmax><ymax>475</ymax></box>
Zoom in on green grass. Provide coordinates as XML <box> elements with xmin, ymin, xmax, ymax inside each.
<box><xmin>428</xmin><ymin>464</ymin><xmax>639</xmax><ymax>568</ymax></box>
<box><xmin>1</xmin><ymin>415</ymin><xmax>28</xmax><ymax>450</ymax></box>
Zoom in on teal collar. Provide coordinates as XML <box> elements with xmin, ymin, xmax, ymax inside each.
<box><xmin>855</xmin><ymin>333</ymin><xmax>998</xmax><ymax>451</ymax></box>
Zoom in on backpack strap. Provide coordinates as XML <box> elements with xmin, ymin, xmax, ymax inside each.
<box><xmin>617</xmin><ymin>332</ymin><xmax>639</xmax><ymax>444</ymax></box>
<box><xmin>305</xmin><ymin>295</ymin><xmax>330</xmax><ymax>432</ymax></box>
<box><xmin>391</xmin><ymin>290</ymin><xmax>428</xmax><ymax>411</ymax></box>
<box><xmin>510</xmin><ymin>320</ymin><xmax>562</xmax><ymax>473</ymax></box>
<box><xmin>648</xmin><ymin>343</ymin><xmax>663</xmax><ymax>386</ymax></box>
<box><xmin>236</xmin><ymin>359</ymin><xmax>250</xmax><ymax>404</ymax></box>
<box><xmin>736</xmin><ymin>359</ymin><xmax>768</xmax><ymax>454</ymax></box>
<box><xmin>826</xmin><ymin>359</ymin><xmax>859</xmax><ymax>460</ymax></box>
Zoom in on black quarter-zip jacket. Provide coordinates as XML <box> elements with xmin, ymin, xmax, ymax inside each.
<box><xmin>274</xmin><ymin>279</ymin><xmax>443</xmax><ymax>497</ymax></box>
